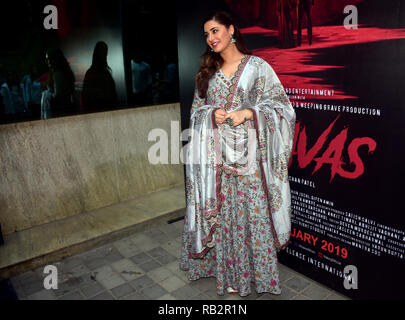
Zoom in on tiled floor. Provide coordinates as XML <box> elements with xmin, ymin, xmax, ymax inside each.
<box><xmin>9</xmin><ymin>219</ymin><xmax>349</xmax><ymax>300</ymax></box>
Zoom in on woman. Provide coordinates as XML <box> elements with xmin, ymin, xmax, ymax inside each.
<box><xmin>45</xmin><ymin>48</ymin><xmax>76</xmax><ymax>117</ymax></box>
<box><xmin>180</xmin><ymin>11</ymin><xmax>296</xmax><ymax>297</ymax></box>
<box><xmin>82</xmin><ymin>41</ymin><xmax>118</xmax><ymax>111</ymax></box>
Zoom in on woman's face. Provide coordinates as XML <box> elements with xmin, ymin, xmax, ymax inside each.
<box><xmin>204</xmin><ymin>20</ymin><xmax>234</xmax><ymax>53</ymax></box>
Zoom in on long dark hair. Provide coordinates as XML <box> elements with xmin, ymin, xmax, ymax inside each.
<box><xmin>47</xmin><ymin>48</ymin><xmax>75</xmax><ymax>86</ymax></box>
<box><xmin>196</xmin><ymin>11</ymin><xmax>251</xmax><ymax>99</ymax></box>
<box><xmin>91</xmin><ymin>41</ymin><xmax>112</xmax><ymax>73</ymax></box>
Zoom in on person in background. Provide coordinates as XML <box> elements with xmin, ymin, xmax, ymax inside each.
<box><xmin>82</xmin><ymin>41</ymin><xmax>117</xmax><ymax>112</ymax></box>
<box><xmin>160</xmin><ymin>54</ymin><xmax>179</xmax><ymax>103</ymax></box>
<box><xmin>131</xmin><ymin>51</ymin><xmax>152</xmax><ymax>105</ymax></box>
<box><xmin>0</xmin><ymin>71</ymin><xmax>24</xmax><ymax>121</ymax></box>
<box><xmin>39</xmin><ymin>71</ymin><xmax>52</xmax><ymax>120</ymax></box>
<box><xmin>45</xmin><ymin>48</ymin><xmax>75</xmax><ymax>117</ymax></box>
<box><xmin>21</xmin><ymin>65</ymin><xmax>42</xmax><ymax>118</ymax></box>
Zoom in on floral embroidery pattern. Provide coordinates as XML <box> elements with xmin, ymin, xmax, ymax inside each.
<box><xmin>225</xmin><ymin>55</ymin><xmax>250</xmax><ymax>111</ymax></box>
<box><xmin>262</xmin><ymin>109</ymin><xmax>276</xmax><ymax>133</ymax></box>
<box><xmin>185</xmin><ymin>177</ymin><xmax>194</xmax><ymax>206</ymax></box>
<box><xmin>271</xmin><ymin>152</ymin><xmax>289</xmax><ymax>182</ymax></box>
<box><xmin>267</xmin><ymin>83</ymin><xmax>290</xmax><ymax>106</ymax></box>
<box><xmin>269</xmin><ymin>184</ymin><xmax>283</xmax><ymax>213</ymax></box>
<box><xmin>248</xmin><ymin>76</ymin><xmax>265</xmax><ymax>104</ymax></box>
<box><xmin>180</xmin><ymin>169</ymin><xmax>281</xmax><ymax>297</ymax></box>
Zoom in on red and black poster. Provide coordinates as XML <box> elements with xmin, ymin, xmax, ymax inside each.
<box><xmin>177</xmin><ymin>0</ymin><xmax>405</xmax><ymax>299</ymax></box>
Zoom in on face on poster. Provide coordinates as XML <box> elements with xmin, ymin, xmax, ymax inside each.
<box><xmin>177</xmin><ymin>0</ymin><xmax>405</xmax><ymax>299</ymax></box>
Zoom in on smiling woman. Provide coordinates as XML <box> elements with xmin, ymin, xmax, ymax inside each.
<box><xmin>196</xmin><ymin>12</ymin><xmax>251</xmax><ymax>100</ymax></box>
<box><xmin>180</xmin><ymin>11</ymin><xmax>296</xmax><ymax>297</ymax></box>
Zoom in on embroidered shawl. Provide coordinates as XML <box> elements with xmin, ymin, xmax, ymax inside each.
<box><xmin>184</xmin><ymin>55</ymin><xmax>296</xmax><ymax>259</ymax></box>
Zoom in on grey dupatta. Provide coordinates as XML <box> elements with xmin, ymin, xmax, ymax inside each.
<box><xmin>184</xmin><ymin>55</ymin><xmax>296</xmax><ymax>258</ymax></box>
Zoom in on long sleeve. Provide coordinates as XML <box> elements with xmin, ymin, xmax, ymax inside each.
<box><xmin>189</xmin><ymin>85</ymin><xmax>215</xmax><ymax>123</ymax></box>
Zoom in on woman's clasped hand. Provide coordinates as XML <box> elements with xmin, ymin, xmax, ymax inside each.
<box><xmin>214</xmin><ymin>108</ymin><xmax>253</xmax><ymax>126</ymax></box>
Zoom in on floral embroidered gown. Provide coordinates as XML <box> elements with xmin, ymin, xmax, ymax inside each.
<box><xmin>180</xmin><ymin>55</ymin><xmax>296</xmax><ymax>297</ymax></box>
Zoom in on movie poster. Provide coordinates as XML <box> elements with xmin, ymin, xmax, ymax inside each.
<box><xmin>177</xmin><ymin>0</ymin><xmax>405</xmax><ymax>299</ymax></box>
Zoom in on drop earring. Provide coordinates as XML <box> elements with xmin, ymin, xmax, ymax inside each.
<box><xmin>230</xmin><ymin>34</ymin><xmax>236</xmax><ymax>44</ymax></box>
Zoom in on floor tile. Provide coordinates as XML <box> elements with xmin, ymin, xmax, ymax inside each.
<box><xmin>111</xmin><ymin>259</ymin><xmax>144</xmax><ymax>281</ymax></box>
<box><xmin>171</xmin><ymin>285</ymin><xmax>200</xmax><ymax>300</ymax></box>
<box><xmin>138</xmin><ymin>259</ymin><xmax>161</xmax><ymax>272</ymax></box>
<box><xmin>113</xmin><ymin>238</ymin><xmax>141</xmax><ymax>258</ymax></box>
<box><xmin>146</xmin><ymin>247</ymin><xmax>170</xmax><ymax>258</ymax></box>
<box><xmin>129</xmin><ymin>275</ymin><xmax>155</xmax><ymax>291</ymax></box>
<box><xmin>130</xmin><ymin>252</ymin><xmax>152</xmax><ymax>265</ymax></box>
<box><xmin>325</xmin><ymin>293</ymin><xmax>349</xmax><ymax>300</ymax></box>
<box><xmin>224</xmin><ymin>294</ymin><xmax>243</xmax><ymax>300</ymax></box>
<box><xmin>157</xmin><ymin>223</ymin><xmax>180</xmax><ymax>237</ymax></box>
<box><xmin>21</xmin><ymin>279</ymin><xmax>44</xmax><ymax>296</ymax></box>
<box><xmin>131</xmin><ymin>234</ymin><xmax>160</xmax><ymax>251</ymax></box>
<box><xmin>271</xmin><ymin>285</ymin><xmax>298</xmax><ymax>300</ymax></box>
<box><xmin>141</xmin><ymin>284</ymin><xmax>168</xmax><ymax>299</ymax></box>
<box><xmin>146</xmin><ymin>267</ymin><xmax>173</xmax><ymax>283</ymax></box>
<box><xmin>93</xmin><ymin>266</ymin><xmax>126</xmax><ymax>290</ymax></box>
<box><xmin>90</xmin><ymin>291</ymin><xmax>115</xmax><ymax>300</ymax></box>
<box><xmin>79</xmin><ymin>245</ymin><xmax>110</xmax><ymax>260</ymax></box>
<box><xmin>292</xmin><ymin>294</ymin><xmax>311</xmax><ymax>300</ymax></box>
<box><xmin>58</xmin><ymin>290</ymin><xmax>85</xmax><ymax>300</ymax></box>
<box><xmin>190</xmin><ymin>293</ymin><xmax>211</xmax><ymax>300</ymax></box>
<box><xmin>97</xmin><ymin>275</ymin><xmax>126</xmax><ymax>290</ymax></box>
<box><xmin>103</xmin><ymin>248</ymin><xmax>125</xmax><ymax>264</ymax></box>
<box><xmin>80</xmin><ymin>282</ymin><xmax>105</xmax><ymax>299</ymax></box>
<box><xmin>13</xmin><ymin>271</ymin><xmax>41</xmax><ymax>285</ymax></box>
<box><xmin>257</xmin><ymin>293</ymin><xmax>276</xmax><ymax>300</ymax></box>
<box><xmin>161</xmin><ymin>241</ymin><xmax>182</xmax><ymax>258</ymax></box>
<box><xmin>155</xmin><ymin>254</ymin><xmax>177</xmax><ymax>265</ymax></box>
<box><xmin>60</xmin><ymin>257</ymin><xmax>84</xmax><ymax>271</ymax></box>
<box><xmin>164</xmin><ymin>261</ymin><xmax>181</xmax><ymax>274</ymax></box>
<box><xmin>153</xmin><ymin>233</ymin><xmax>172</xmax><ymax>245</ymax></box>
<box><xmin>279</xmin><ymin>267</ymin><xmax>296</xmax><ymax>283</ymax></box>
<box><xmin>189</xmin><ymin>277</ymin><xmax>216</xmax><ymax>293</ymax></box>
<box><xmin>111</xmin><ymin>283</ymin><xmax>136</xmax><ymax>299</ymax></box>
<box><xmin>54</xmin><ymin>278</ymin><xmax>82</xmax><ymax>297</ymax></box>
<box><xmin>83</xmin><ymin>257</ymin><xmax>109</xmax><ymax>270</ymax></box>
<box><xmin>27</xmin><ymin>289</ymin><xmax>57</xmax><ymax>300</ymax></box>
<box><xmin>302</xmin><ymin>284</ymin><xmax>332</xmax><ymax>300</ymax></box>
<box><xmin>59</xmin><ymin>264</ymin><xmax>90</xmax><ymax>282</ymax></box>
<box><xmin>120</xmin><ymin>291</ymin><xmax>147</xmax><ymax>300</ymax></box>
<box><xmin>159</xmin><ymin>275</ymin><xmax>186</xmax><ymax>293</ymax></box>
<box><xmin>157</xmin><ymin>293</ymin><xmax>176</xmax><ymax>300</ymax></box>
<box><xmin>172</xmin><ymin>270</ymin><xmax>192</xmax><ymax>284</ymax></box>
<box><xmin>284</xmin><ymin>276</ymin><xmax>311</xmax><ymax>293</ymax></box>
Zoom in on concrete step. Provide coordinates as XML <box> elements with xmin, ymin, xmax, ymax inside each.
<box><xmin>0</xmin><ymin>184</ymin><xmax>186</xmax><ymax>279</ymax></box>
